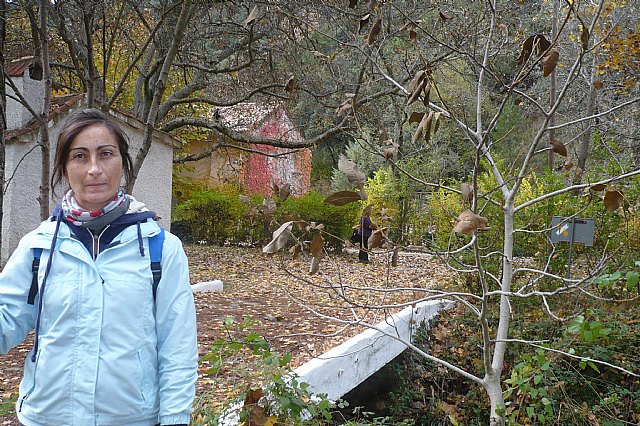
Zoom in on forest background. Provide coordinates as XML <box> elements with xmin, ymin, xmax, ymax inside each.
<box><xmin>1</xmin><ymin>0</ymin><xmax>639</xmax><ymax>425</ymax></box>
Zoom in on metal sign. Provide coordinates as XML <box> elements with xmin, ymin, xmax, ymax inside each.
<box><xmin>550</xmin><ymin>216</ymin><xmax>595</xmax><ymax>279</ymax></box>
<box><xmin>550</xmin><ymin>216</ymin><xmax>594</xmax><ymax>246</ymax></box>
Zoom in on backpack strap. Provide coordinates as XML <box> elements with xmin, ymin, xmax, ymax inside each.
<box><xmin>28</xmin><ymin>248</ymin><xmax>43</xmax><ymax>305</ymax></box>
<box><xmin>149</xmin><ymin>228</ymin><xmax>165</xmax><ymax>300</ymax></box>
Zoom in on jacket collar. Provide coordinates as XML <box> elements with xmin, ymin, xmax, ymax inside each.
<box><xmin>28</xmin><ymin>216</ymin><xmax>162</xmax><ymax>250</ymax></box>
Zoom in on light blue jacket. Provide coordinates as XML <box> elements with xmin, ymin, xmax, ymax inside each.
<box><xmin>0</xmin><ymin>217</ymin><xmax>198</xmax><ymax>425</ymax></box>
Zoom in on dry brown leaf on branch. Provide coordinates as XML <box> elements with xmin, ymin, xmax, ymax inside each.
<box><xmin>432</xmin><ymin>111</ymin><xmax>442</xmax><ymax>134</ymax></box>
<box><xmin>423</xmin><ymin>111</ymin><xmax>434</xmax><ymax>144</ymax></box>
<box><xmin>243</xmin><ymin>386</ymin><xmax>270</xmax><ymax>426</ymax></box>
<box><xmin>367</xmin><ymin>17</ymin><xmax>382</xmax><ymax>45</ymax></box>
<box><xmin>439</xmin><ymin>11</ymin><xmax>452</xmax><ymax>21</ymax></box>
<box><xmin>245</xmin><ymin>206</ymin><xmax>259</xmax><ymax>225</ymax></box>
<box><xmin>262</xmin><ymin>221</ymin><xmax>294</xmax><ymax>254</ymax></box>
<box><xmin>359</xmin><ymin>187</ymin><xmax>369</xmax><ymax>202</ymax></box>
<box><xmin>382</xmin><ymin>140</ymin><xmax>399</xmax><ymax>160</ymax></box>
<box><xmin>324</xmin><ymin>190</ymin><xmax>362</xmax><ymax>206</ymax></box>
<box><xmin>244</xmin><ymin>6</ymin><xmax>259</xmax><ymax>27</ymax></box>
<box><xmin>358</xmin><ymin>14</ymin><xmax>370</xmax><ymax>33</ymax></box>
<box><xmin>409</xmin><ymin>29</ymin><xmax>417</xmax><ymax>42</ymax></box>
<box><xmin>338</xmin><ymin>155</ymin><xmax>366</xmax><ymax>189</ymax></box>
<box><xmin>409</xmin><ymin>111</ymin><xmax>425</xmax><ymax>124</ymax></box>
<box><xmin>284</xmin><ymin>76</ymin><xmax>297</xmax><ymax>94</ymax></box>
<box><xmin>262</xmin><ymin>197</ymin><xmax>277</xmax><ymax>220</ymax></box>
<box><xmin>368</xmin><ymin>227</ymin><xmax>388</xmax><ymax>249</ymax></box>
<box><xmin>407</xmin><ymin>70</ymin><xmax>427</xmax><ymax>105</ymax></box>
<box><xmin>604</xmin><ymin>189</ymin><xmax>624</xmax><ymax>211</ymax></box>
<box><xmin>278</xmin><ymin>183</ymin><xmax>291</xmax><ymax>202</ymax></box>
<box><xmin>453</xmin><ymin>209</ymin><xmax>490</xmax><ymax>236</ymax></box>
<box><xmin>309</xmin><ymin>256</ymin><xmax>321</xmax><ymax>275</ymax></box>
<box><xmin>383</xmin><ymin>146</ymin><xmax>397</xmax><ymax>160</ymax></box>
<box><xmin>412</xmin><ymin>111</ymin><xmax>434</xmax><ymax>145</ymax></box>
<box><xmin>580</xmin><ymin>25</ymin><xmax>590</xmax><ymax>51</ymax></box>
<box><xmin>271</xmin><ymin>181</ymin><xmax>280</xmax><ymax>196</ymax></box>
<box><xmin>550</xmin><ymin>139</ymin><xmax>567</xmax><ymax>156</ymax></box>
<box><xmin>590</xmin><ymin>183</ymin><xmax>607</xmax><ymax>192</ymax></box>
<box><xmin>336</xmin><ymin>98</ymin><xmax>354</xmax><ymax>117</ymax></box>
<box><xmin>542</xmin><ymin>50</ymin><xmax>559</xmax><ymax>77</ymax></box>
<box><xmin>306</xmin><ymin>221</ymin><xmax>325</xmax><ymax>232</ymax></box>
<box><xmin>280</xmin><ymin>214</ymin><xmax>304</xmax><ymax>230</ymax></box>
<box><xmin>461</xmin><ymin>183</ymin><xmax>473</xmax><ymax>203</ymax></box>
<box><xmin>289</xmin><ymin>244</ymin><xmax>301</xmax><ymax>260</ymax></box>
<box><xmin>592</xmin><ymin>80</ymin><xmax>604</xmax><ymax>89</ymax></box>
<box><xmin>517</xmin><ymin>34</ymin><xmax>551</xmax><ymax>66</ymax></box>
<box><xmin>421</xmin><ymin>81</ymin><xmax>431</xmax><ymax>108</ymax></box>
<box><xmin>559</xmin><ymin>159</ymin><xmax>573</xmax><ymax>172</ymax></box>
<box><xmin>379</xmin><ymin>127</ymin><xmax>390</xmax><ymax>144</ymax></box>
<box><xmin>310</xmin><ymin>233</ymin><xmax>325</xmax><ymax>258</ymax></box>
<box><xmin>380</xmin><ymin>208</ymin><xmax>394</xmax><ymax>222</ymax></box>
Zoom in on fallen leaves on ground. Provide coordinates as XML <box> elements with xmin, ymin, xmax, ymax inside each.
<box><xmin>0</xmin><ymin>245</ymin><xmax>449</xmax><ymax>422</ymax></box>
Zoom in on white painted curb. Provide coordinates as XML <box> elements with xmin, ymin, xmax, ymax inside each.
<box><xmin>293</xmin><ymin>299</ymin><xmax>453</xmax><ymax>401</ymax></box>
<box><xmin>191</xmin><ymin>279</ymin><xmax>224</xmax><ymax>293</ymax></box>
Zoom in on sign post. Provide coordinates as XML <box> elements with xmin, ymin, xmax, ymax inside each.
<box><xmin>549</xmin><ymin>216</ymin><xmax>594</xmax><ymax>279</ymax></box>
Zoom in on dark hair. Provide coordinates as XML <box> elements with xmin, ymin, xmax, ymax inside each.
<box><xmin>51</xmin><ymin>108</ymin><xmax>133</xmax><ymax>195</ymax></box>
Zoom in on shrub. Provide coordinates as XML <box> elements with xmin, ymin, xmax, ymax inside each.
<box><xmin>173</xmin><ymin>186</ymin><xmax>248</xmax><ymax>245</ymax></box>
<box><xmin>277</xmin><ymin>192</ymin><xmax>360</xmax><ymax>251</ymax></box>
<box><xmin>192</xmin><ymin>316</ymin><xmax>338</xmax><ymax>425</ymax></box>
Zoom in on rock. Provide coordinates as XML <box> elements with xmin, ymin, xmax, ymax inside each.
<box><xmin>191</xmin><ymin>280</ymin><xmax>223</xmax><ymax>293</ymax></box>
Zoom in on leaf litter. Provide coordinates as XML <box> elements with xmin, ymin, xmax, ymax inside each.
<box><xmin>0</xmin><ymin>245</ymin><xmax>449</xmax><ymax>422</ymax></box>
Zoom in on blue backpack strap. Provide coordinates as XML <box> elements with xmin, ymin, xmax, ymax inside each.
<box><xmin>149</xmin><ymin>228</ymin><xmax>165</xmax><ymax>300</ymax></box>
<box><xmin>28</xmin><ymin>248</ymin><xmax>43</xmax><ymax>305</ymax></box>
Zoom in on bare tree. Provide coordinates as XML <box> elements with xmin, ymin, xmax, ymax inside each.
<box><xmin>263</xmin><ymin>1</ymin><xmax>640</xmax><ymax>424</ymax></box>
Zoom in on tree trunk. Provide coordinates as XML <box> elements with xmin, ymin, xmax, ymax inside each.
<box><xmin>572</xmin><ymin>57</ymin><xmax>598</xmax><ymax>190</ymax></box>
<box><xmin>547</xmin><ymin>0</ymin><xmax>558</xmax><ymax>169</ymax></box>
<box><xmin>38</xmin><ymin>0</ymin><xmax>52</xmax><ymax>219</ymax></box>
<box><xmin>128</xmin><ymin>0</ymin><xmax>193</xmax><ymax>192</ymax></box>
<box><xmin>487</xmin><ymin>373</ymin><xmax>506</xmax><ymax>426</ymax></box>
<box><xmin>82</xmin><ymin>1</ymin><xmax>96</xmax><ymax>107</ymax></box>
<box><xmin>486</xmin><ymin>203</ymin><xmax>515</xmax><ymax>426</ymax></box>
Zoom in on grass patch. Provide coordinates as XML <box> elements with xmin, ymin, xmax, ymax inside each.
<box><xmin>0</xmin><ymin>399</ymin><xmax>16</xmax><ymax>417</ymax></box>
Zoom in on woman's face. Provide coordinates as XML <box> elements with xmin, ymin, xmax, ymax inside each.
<box><xmin>65</xmin><ymin>124</ymin><xmax>124</xmax><ymax>211</ymax></box>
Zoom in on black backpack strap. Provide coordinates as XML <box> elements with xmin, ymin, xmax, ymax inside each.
<box><xmin>149</xmin><ymin>228</ymin><xmax>165</xmax><ymax>300</ymax></box>
<box><xmin>28</xmin><ymin>248</ymin><xmax>43</xmax><ymax>305</ymax></box>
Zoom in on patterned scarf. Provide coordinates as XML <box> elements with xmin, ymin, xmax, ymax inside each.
<box><xmin>61</xmin><ymin>188</ymin><xmax>129</xmax><ymax>229</ymax></box>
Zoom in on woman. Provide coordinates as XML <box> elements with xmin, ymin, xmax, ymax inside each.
<box><xmin>0</xmin><ymin>109</ymin><xmax>198</xmax><ymax>426</ymax></box>
<box><xmin>356</xmin><ymin>206</ymin><xmax>375</xmax><ymax>264</ymax></box>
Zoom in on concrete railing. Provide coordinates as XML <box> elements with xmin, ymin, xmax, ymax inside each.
<box><xmin>293</xmin><ymin>299</ymin><xmax>453</xmax><ymax>401</ymax></box>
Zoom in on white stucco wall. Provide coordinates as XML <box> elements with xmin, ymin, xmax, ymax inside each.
<box><xmin>2</xmin><ymin>101</ymin><xmax>177</xmax><ymax>261</ymax></box>
<box><xmin>6</xmin><ymin>73</ymin><xmax>46</xmax><ymax>131</ymax></box>
<box><xmin>122</xmin><ymin>121</ymin><xmax>175</xmax><ymax>230</ymax></box>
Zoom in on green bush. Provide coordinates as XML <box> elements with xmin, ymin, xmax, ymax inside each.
<box><xmin>173</xmin><ymin>187</ymin><xmax>248</xmax><ymax>245</ymax></box>
<box><xmin>193</xmin><ymin>316</ymin><xmax>338</xmax><ymax>425</ymax></box>
<box><xmin>277</xmin><ymin>192</ymin><xmax>360</xmax><ymax>251</ymax></box>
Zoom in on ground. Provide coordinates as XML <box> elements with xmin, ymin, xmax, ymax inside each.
<box><xmin>0</xmin><ymin>245</ymin><xmax>448</xmax><ymax>424</ymax></box>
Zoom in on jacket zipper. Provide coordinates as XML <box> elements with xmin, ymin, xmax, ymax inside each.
<box><xmin>18</xmin><ymin>371</ymin><xmax>37</xmax><ymax>412</ymax></box>
<box><xmin>18</xmin><ymin>393</ymin><xmax>29</xmax><ymax>412</ymax></box>
<box><xmin>88</xmin><ymin>226</ymin><xmax>110</xmax><ymax>260</ymax></box>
